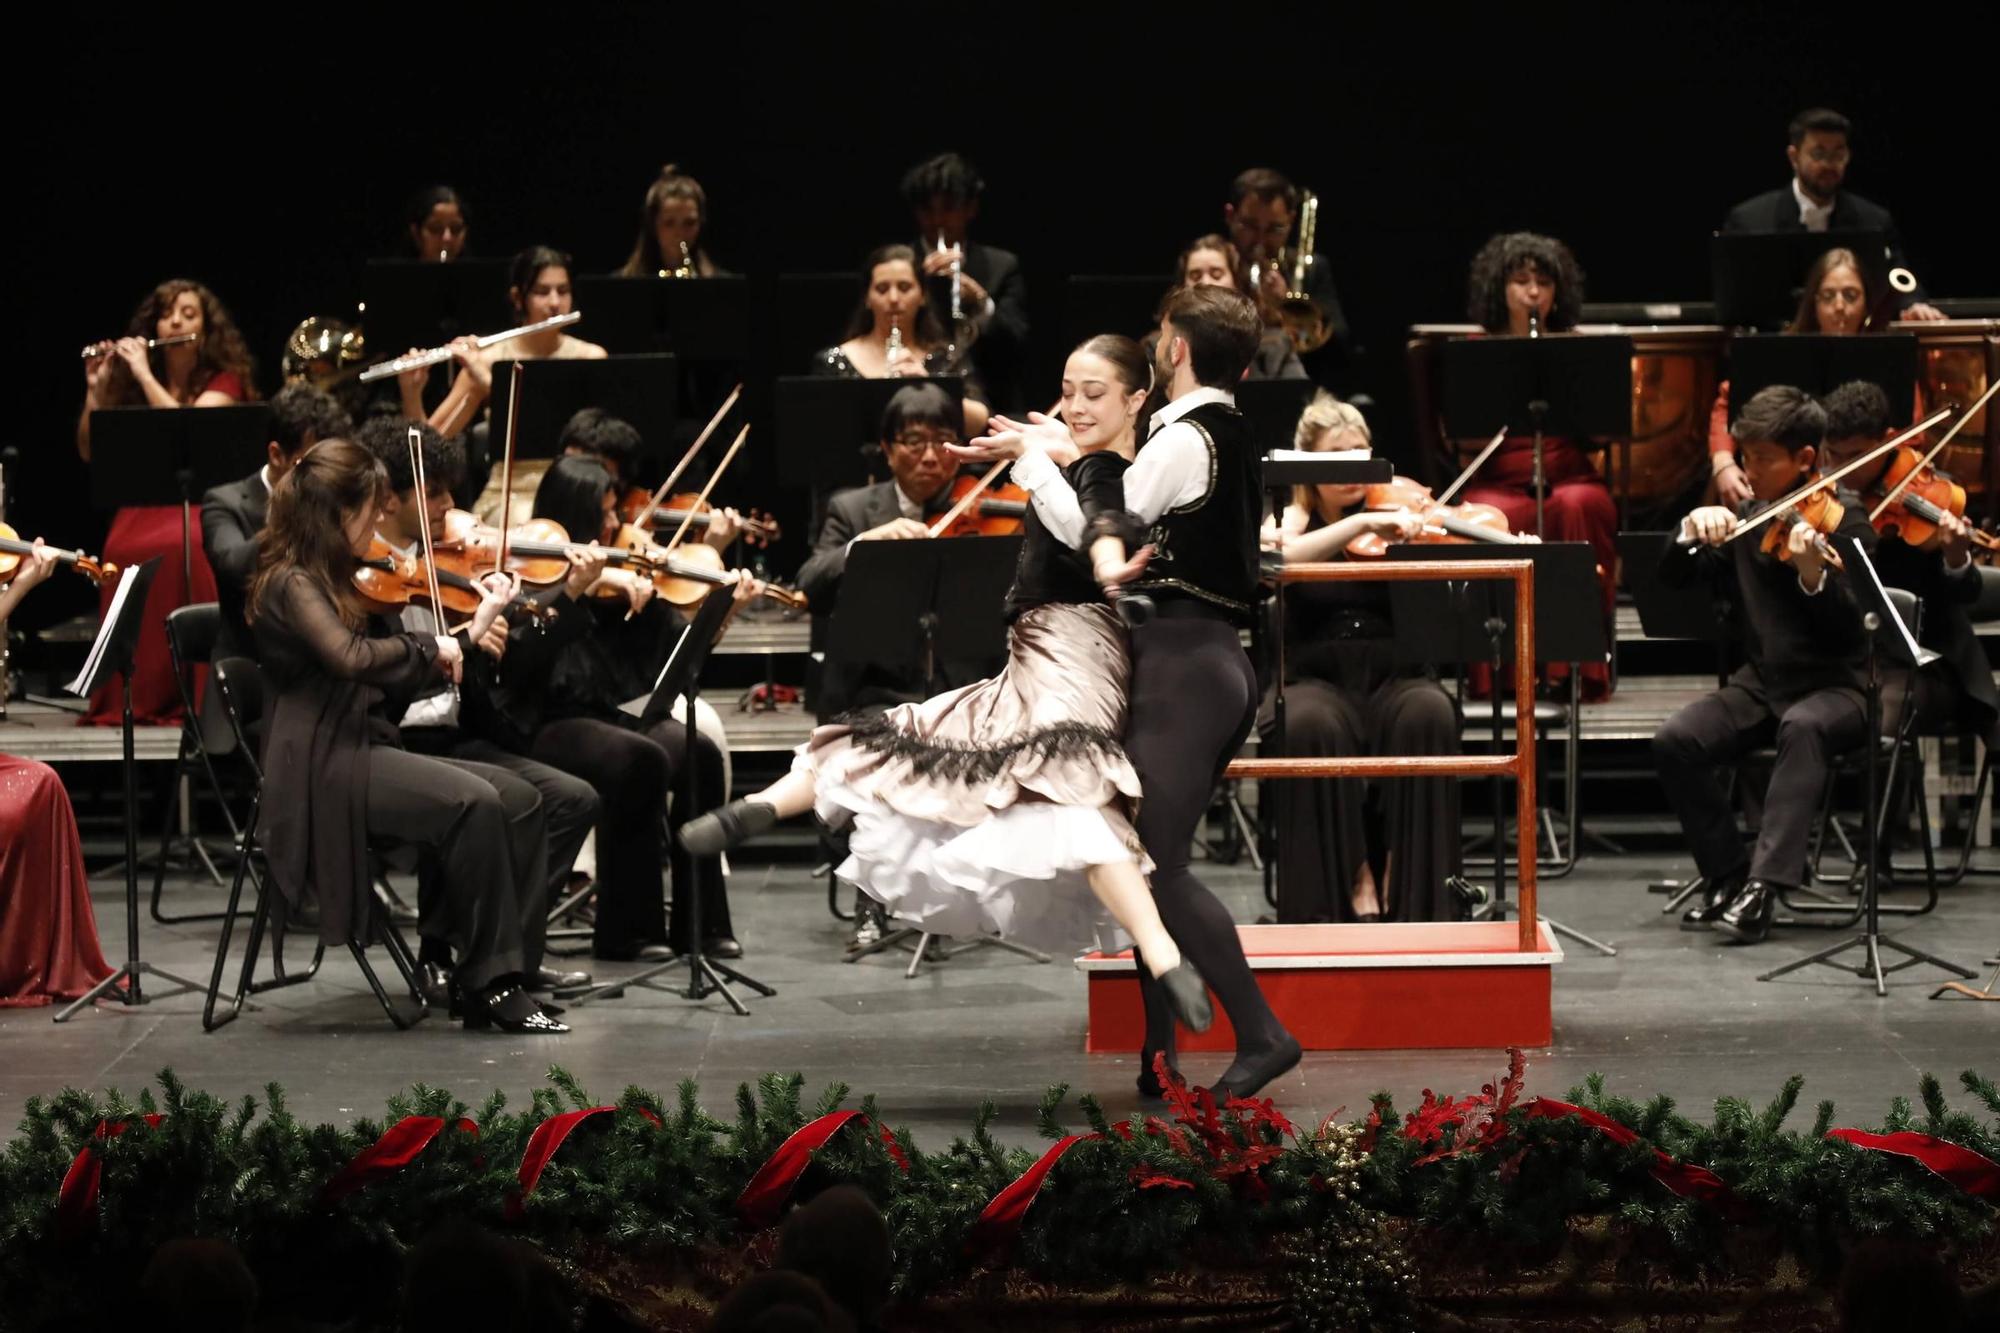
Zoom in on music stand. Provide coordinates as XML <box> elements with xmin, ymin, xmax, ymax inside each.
<box><xmin>775</xmin><ymin>273</ymin><xmax>864</xmax><ymax>378</ymax></box>
<box><xmin>1385</xmin><ymin>541</ymin><xmax>1616</xmax><ymax>953</ymax></box>
<box><xmin>485</xmin><ymin>355</ymin><xmax>680</xmax><ymax>467</ymax></box>
<box><xmin>1437</xmin><ymin>334</ymin><xmax>1633</xmax><ymax>535</ymax></box>
<box><xmin>1759</xmin><ymin>536</ymin><xmax>1973</xmax><ymax>995</ymax></box>
<box><xmin>825</xmin><ymin>537</ymin><xmax>1038</xmax><ymax>976</ymax></box>
<box><xmin>774</xmin><ymin>377</ymin><xmax>966</xmax><ymax>520</ymax></box>
<box><xmin>360</xmin><ymin>259</ymin><xmax>514</xmax><ymax>364</ymax></box>
<box><xmin>1724</xmin><ymin>333</ymin><xmax>1918</xmax><ymax>414</ymax></box>
<box><xmin>1235</xmin><ymin>381</ymin><xmax>1323</xmax><ymax>457</ymax></box>
<box><xmin>568</xmin><ymin>587</ymin><xmax>775</xmax><ymax>1014</ymax></box>
<box><xmin>1709</xmin><ymin>230</ymin><xmax>1891</xmax><ymax>331</ymax></box>
<box><xmin>90</xmin><ymin>406</ymin><xmax>270</xmax><ymax>594</ymax></box>
<box><xmin>570</xmin><ymin>276</ymin><xmax>751</xmax><ymax>361</ymax></box>
<box><xmin>55</xmin><ymin>560</ymin><xmax>205</xmax><ymax>1020</ymax></box>
<box><xmin>1061</xmin><ymin>275</ymin><xmax>1169</xmax><ymax>347</ymax></box>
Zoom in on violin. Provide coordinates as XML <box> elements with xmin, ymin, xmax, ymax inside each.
<box><xmin>608</xmin><ymin>523</ymin><xmax>807</xmax><ymax>611</ymax></box>
<box><xmin>618</xmin><ymin>487</ymin><xmax>781</xmax><ymax>547</ymax></box>
<box><xmin>931</xmin><ymin>472</ymin><xmax>1028</xmax><ymax>538</ymax></box>
<box><xmin>1864</xmin><ymin>447</ymin><xmax>2000</xmax><ymax>556</ymax></box>
<box><xmin>1342</xmin><ymin>475</ymin><xmax>1521</xmax><ymax>557</ymax></box>
<box><xmin>1756</xmin><ymin>486</ymin><xmax>1847</xmax><ymax>571</ymax></box>
<box><xmin>350</xmin><ymin>536</ymin><xmax>556</xmax><ymax>625</ymax></box>
<box><xmin>0</xmin><ymin>523</ymin><xmax>119</xmax><ymax>585</ymax></box>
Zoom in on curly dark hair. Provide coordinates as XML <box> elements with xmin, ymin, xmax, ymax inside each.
<box><xmin>841</xmin><ymin>245</ymin><xmax>945</xmax><ymax>349</ymax></box>
<box><xmin>101</xmin><ymin>280</ymin><xmax>259</xmax><ymax>404</ymax></box>
<box><xmin>1466</xmin><ymin>233</ymin><xmax>1586</xmax><ymax>332</ymax></box>
<box><xmin>899</xmin><ymin>152</ymin><xmax>984</xmax><ymax>209</ymax></box>
<box><xmin>354</xmin><ymin>415</ymin><xmax>464</xmax><ymax>498</ymax></box>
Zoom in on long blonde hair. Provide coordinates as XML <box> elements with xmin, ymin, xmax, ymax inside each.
<box><xmin>1290</xmin><ymin>391</ymin><xmax>1372</xmax><ymax>515</ymax></box>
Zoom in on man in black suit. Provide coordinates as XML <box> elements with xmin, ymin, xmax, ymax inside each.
<box><xmin>1721</xmin><ymin>107</ymin><xmax>1945</xmax><ymax>321</ymax></box>
<box><xmin>1224</xmin><ymin>167</ymin><xmax>1351</xmax><ymax>381</ymax></box>
<box><xmin>902</xmin><ymin>153</ymin><xmax>1030</xmax><ymax>412</ymax></box>
<box><xmin>200</xmin><ymin>382</ymin><xmax>351</xmax><ymax>658</ymax></box>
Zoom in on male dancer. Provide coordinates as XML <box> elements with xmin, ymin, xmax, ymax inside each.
<box><xmin>987</xmin><ymin>285</ymin><xmax>1302</xmax><ymax>1098</ymax></box>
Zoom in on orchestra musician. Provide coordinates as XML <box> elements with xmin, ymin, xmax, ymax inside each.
<box><xmin>900</xmin><ymin>152</ymin><xmax>1028</xmax><ymax>411</ymax></box>
<box><xmin>1652</xmin><ymin>386</ymin><xmax>1877</xmax><ymax>945</ymax></box>
<box><xmin>1259</xmin><ymin>393</ymin><xmax>1463</xmax><ymax>923</ymax></box>
<box><xmin>404</xmin><ymin>184</ymin><xmax>469</xmax><ymax>263</ymax></box>
<box><xmin>77</xmin><ymin>279</ymin><xmax>258</xmax><ymax>724</ymax></box>
<box><xmin>203</xmin><ymin>382</ymin><xmax>354</xmax><ymax>660</ymax></box>
<box><xmin>1146</xmin><ymin>234</ymin><xmax>1307</xmax><ymax>381</ymax></box>
<box><xmin>1458</xmin><ymin>231</ymin><xmax>1618</xmax><ymax>699</ymax></box>
<box><xmin>810</xmin><ymin>245</ymin><xmax>991</xmax><ymax>437</ymax></box>
<box><xmin>0</xmin><ymin>541</ymin><xmax>116</xmax><ymax>1007</ymax></box>
<box><xmin>1818</xmin><ymin>381</ymin><xmax>1996</xmax><ymax>748</ymax></box>
<box><xmin>1222</xmin><ymin>167</ymin><xmax>1350</xmax><ymax>368</ymax></box>
<box><xmin>354</xmin><ymin>418</ymin><xmax>601</xmax><ymax>997</ymax></box>
<box><xmin>618</xmin><ymin>164</ymin><xmax>726</xmax><ymax>278</ymax></box>
<box><xmin>1720</xmin><ymin>108</ymin><xmax>1944</xmax><ymax>322</ymax></box>
<box><xmin>479</xmin><ymin>456</ymin><xmax>748</xmax><ymax>961</ymax></box>
<box><xmin>245</xmin><ymin>439</ymin><xmax>568</xmax><ymax>1032</ymax></box>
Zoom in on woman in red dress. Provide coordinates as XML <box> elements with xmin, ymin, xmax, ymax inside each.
<box><xmin>1456</xmin><ymin>232</ymin><xmax>1618</xmax><ymax>699</ymax></box>
<box><xmin>0</xmin><ymin>542</ymin><xmax>114</xmax><ymax>1005</ymax></box>
<box><xmin>76</xmin><ymin>279</ymin><xmax>258</xmax><ymax>724</ymax></box>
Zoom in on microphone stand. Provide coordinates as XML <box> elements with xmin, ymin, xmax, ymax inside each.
<box><xmin>1526</xmin><ymin>310</ymin><xmax>1547</xmax><ymax>537</ymax></box>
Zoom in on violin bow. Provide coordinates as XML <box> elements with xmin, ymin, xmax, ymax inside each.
<box><xmin>495</xmin><ymin>360</ymin><xmax>524</xmax><ymax>576</ymax></box>
<box><xmin>1867</xmin><ymin>381</ymin><xmax>1996</xmax><ymax>521</ymax></box>
<box><xmin>406</xmin><ymin>427</ymin><xmax>466</xmax><ymax>657</ymax></box>
<box><xmin>633</xmin><ymin>383</ymin><xmax>742</xmax><ymax>530</ymax></box>
<box><xmin>1436</xmin><ymin>426</ymin><xmax>1510</xmax><ymax>505</ymax></box>
<box><xmin>927</xmin><ymin>460</ymin><xmax>1009</xmax><ymax>538</ymax></box>
<box><xmin>1722</xmin><ymin>407</ymin><xmax>1952</xmax><ymax>544</ymax></box>
<box><xmin>663</xmin><ymin>424</ymin><xmax>751</xmax><ymax>554</ymax></box>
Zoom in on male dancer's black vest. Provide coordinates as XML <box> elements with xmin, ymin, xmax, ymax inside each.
<box><xmin>1129</xmin><ymin>399</ymin><xmax>1262</xmax><ymax>625</ymax></box>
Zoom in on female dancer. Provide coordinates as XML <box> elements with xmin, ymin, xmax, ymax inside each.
<box><xmin>683</xmin><ymin>335</ymin><xmax>1212</xmax><ymax>1032</ymax></box>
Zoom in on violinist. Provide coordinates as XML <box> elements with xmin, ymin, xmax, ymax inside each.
<box><xmin>203</xmin><ymin>383</ymin><xmax>353</xmax><ymax>660</ymax></box>
<box><xmin>1653</xmin><ymin>386</ymin><xmax>1878</xmax><ymax>945</ymax></box>
<box><xmin>355</xmin><ymin>418</ymin><xmax>603</xmax><ymax>998</ymax></box>
<box><xmin>246</xmin><ymin>440</ymin><xmax>569</xmax><ymax>1033</ymax></box>
<box><xmin>1819</xmin><ymin>381</ymin><xmax>1997</xmax><ymax>747</ymax></box>
<box><xmin>480</xmin><ymin>457</ymin><xmax>749</xmax><ymax>962</ymax></box>
<box><xmin>1258</xmin><ymin>393</ymin><xmax>1464</xmax><ymax>923</ymax></box>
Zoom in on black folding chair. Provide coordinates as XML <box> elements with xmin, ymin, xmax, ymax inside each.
<box><xmin>202</xmin><ymin>656</ymin><xmax>427</xmax><ymax>1032</ymax></box>
<box><xmin>148</xmin><ymin>603</ymin><xmax>245</xmax><ymax>923</ymax></box>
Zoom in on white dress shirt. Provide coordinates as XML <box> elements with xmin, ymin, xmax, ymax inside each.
<box><xmin>1011</xmin><ymin>386</ymin><xmax>1234</xmax><ymax>550</ymax></box>
<box><xmin>1793</xmin><ymin>177</ymin><xmax>1834</xmax><ymax>233</ymax></box>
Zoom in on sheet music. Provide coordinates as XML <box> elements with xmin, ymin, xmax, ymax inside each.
<box><xmin>1267</xmin><ymin>448</ymin><xmax>1373</xmax><ymax>464</ymax></box>
<box><xmin>1840</xmin><ymin>538</ymin><xmax>1936</xmax><ymax>669</ymax></box>
<box><xmin>64</xmin><ymin>563</ymin><xmax>140</xmax><ymax>696</ymax></box>
<box><xmin>619</xmin><ymin>616</ymin><xmax>701</xmax><ymax>718</ymax></box>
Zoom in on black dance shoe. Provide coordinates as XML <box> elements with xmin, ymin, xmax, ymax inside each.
<box><xmin>1211</xmin><ymin>1035</ymin><xmax>1303</xmax><ymax>1101</ymax></box>
<box><xmin>679</xmin><ymin>799</ymin><xmax>779</xmax><ymax>857</ymax></box>
<box><xmin>1155</xmin><ymin>962</ymin><xmax>1214</xmax><ymax>1034</ymax></box>
<box><xmin>529</xmin><ymin>965</ymin><xmax>592</xmax><ymax>991</ymax></box>
<box><xmin>1715</xmin><ymin>879</ymin><xmax>1778</xmax><ymax>945</ymax></box>
<box><xmin>418</xmin><ymin>961</ymin><xmax>456</xmax><ymax>1011</ymax></box>
<box><xmin>704</xmin><ymin>935</ymin><xmax>744</xmax><ymax>960</ymax></box>
<box><xmin>463</xmin><ymin>982</ymin><xmax>570</xmax><ymax>1034</ymax></box>
<box><xmin>1136</xmin><ymin>1049</ymin><xmax>1179</xmax><ymax>1101</ymax></box>
<box><xmin>1680</xmin><ymin>873</ymin><xmax>1747</xmax><ymax>931</ymax></box>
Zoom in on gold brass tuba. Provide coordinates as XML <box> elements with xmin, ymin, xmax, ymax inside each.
<box><xmin>1278</xmin><ymin>191</ymin><xmax>1332</xmax><ymax>354</ymax></box>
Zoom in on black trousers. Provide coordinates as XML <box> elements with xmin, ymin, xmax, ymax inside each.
<box><xmin>528</xmin><ymin>716</ymin><xmax>731</xmax><ymax>956</ymax></box>
<box><xmin>1652</xmin><ymin>668</ymin><xmax>1867</xmax><ymax>886</ymax></box>
<box><xmin>363</xmin><ymin>748</ymin><xmax>543</xmax><ymax>991</ymax></box>
<box><xmin>404</xmin><ymin>728</ymin><xmax>601</xmax><ymax>919</ymax></box>
<box><xmin>1125</xmin><ymin>616</ymin><xmax>1287</xmax><ymax>1058</ymax></box>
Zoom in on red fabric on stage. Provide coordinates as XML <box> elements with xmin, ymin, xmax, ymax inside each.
<box><xmin>83</xmin><ymin>506</ymin><xmax>216</xmax><ymax>726</ymax></box>
<box><xmin>0</xmin><ymin>753</ymin><xmax>114</xmax><ymax>1007</ymax></box>
<box><xmin>1460</xmin><ymin>434</ymin><xmax>1617</xmax><ymax>699</ymax></box>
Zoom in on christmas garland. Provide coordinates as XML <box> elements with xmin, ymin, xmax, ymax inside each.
<box><xmin>2</xmin><ymin>1052</ymin><xmax>1996</xmax><ymax>1330</ymax></box>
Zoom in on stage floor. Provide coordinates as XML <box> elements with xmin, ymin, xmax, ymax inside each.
<box><xmin>4</xmin><ymin>854</ymin><xmax>1994</xmax><ymax>1147</ymax></box>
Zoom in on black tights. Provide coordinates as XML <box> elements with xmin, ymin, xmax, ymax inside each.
<box><xmin>1125</xmin><ymin>617</ymin><xmax>1290</xmax><ymax>1070</ymax></box>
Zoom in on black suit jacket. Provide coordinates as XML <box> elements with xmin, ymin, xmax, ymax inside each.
<box><xmin>1869</xmin><ymin>537</ymin><xmax>1997</xmax><ymax>742</ymax></box>
<box><xmin>1720</xmin><ymin>185</ymin><xmax>1926</xmax><ymax>305</ymax></box>
<box><xmin>919</xmin><ymin>239</ymin><xmax>1029</xmax><ymax>411</ymax></box>
<box><xmin>201</xmin><ymin>469</ymin><xmax>270</xmax><ymax>659</ymax></box>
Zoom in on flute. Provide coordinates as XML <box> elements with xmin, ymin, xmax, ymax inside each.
<box><xmin>356</xmin><ymin>311</ymin><xmax>581</xmax><ymax>383</ymax></box>
<box><xmin>79</xmin><ymin>333</ymin><xmax>195</xmax><ymax>359</ymax></box>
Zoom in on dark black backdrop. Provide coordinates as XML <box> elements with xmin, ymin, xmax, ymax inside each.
<box><xmin>15</xmin><ymin>3</ymin><xmax>1987</xmax><ymax>631</ymax></box>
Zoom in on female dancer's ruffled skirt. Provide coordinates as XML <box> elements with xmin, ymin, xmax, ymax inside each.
<box><xmin>801</xmin><ymin>602</ymin><xmax>1146</xmax><ymax>955</ymax></box>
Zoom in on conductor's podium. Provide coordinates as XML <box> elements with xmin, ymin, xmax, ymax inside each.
<box><xmin>1080</xmin><ymin>920</ymin><xmax>1562</xmax><ymax>1052</ymax></box>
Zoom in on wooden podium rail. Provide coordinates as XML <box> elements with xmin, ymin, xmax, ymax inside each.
<box><xmin>1223</xmin><ymin>558</ymin><xmax>1540</xmax><ymax>950</ymax></box>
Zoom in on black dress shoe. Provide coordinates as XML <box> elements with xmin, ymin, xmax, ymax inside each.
<box><xmin>418</xmin><ymin>961</ymin><xmax>456</xmax><ymax>1010</ymax></box>
<box><xmin>1155</xmin><ymin>962</ymin><xmax>1214</xmax><ymax>1034</ymax></box>
<box><xmin>1715</xmin><ymin>879</ymin><xmax>1778</xmax><ymax>945</ymax></box>
<box><xmin>679</xmin><ymin>799</ymin><xmax>779</xmax><ymax>857</ymax></box>
<box><xmin>703</xmin><ymin>936</ymin><xmax>743</xmax><ymax>960</ymax></box>
<box><xmin>1211</xmin><ymin>1035</ymin><xmax>1303</xmax><ymax>1101</ymax></box>
<box><xmin>1680</xmin><ymin>873</ymin><xmax>1747</xmax><ymax>931</ymax></box>
<box><xmin>529</xmin><ymin>965</ymin><xmax>592</xmax><ymax>991</ymax></box>
<box><xmin>463</xmin><ymin>983</ymin><xmax>570</xmax><ymax>1034</ymax></box>
<box><xmin>593</xmin><ymin>942</ymin><xmax>677</xmax><ymax>963</ymax></box>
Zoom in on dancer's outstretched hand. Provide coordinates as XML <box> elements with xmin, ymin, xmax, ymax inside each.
<box><xmin>952</xmin><ymin>412</ymin><xmax>1078</xmax><ymax>468</ymax></box>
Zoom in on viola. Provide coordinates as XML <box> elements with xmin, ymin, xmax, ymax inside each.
<box><xmin>1864</xmin><ymin>447</ymin><xmax>2000</xmax><ymax>555</ymax></box>
<box><xmin>1343</xmin><ymin>475</ymin><xmax>1520</xmax><ymax>557</ymax></box>
<box><xmin>931</xmin><ymin>472</ymin><xmax>1029</xmax><ymax>538</ymax></box>
<box><xmin>1756</xmin><ymin>486</ymin><xmax>1847</xmax><ymax>571</ymax></box>
<box><xmin>0</xmin><ymin>524</ymin><xmax>118</xmax><ymax>585</ymax></box>
<box><xmin>618</xmin><ymin>487</ymin><xmax>781</xmax><ymax>547</ymax></box>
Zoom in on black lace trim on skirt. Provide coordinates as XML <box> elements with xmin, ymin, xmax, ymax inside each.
<box><xmin>837</xmin><ymin>714</ymin><xmax>1128</xmax><ymax>786</ymax></box>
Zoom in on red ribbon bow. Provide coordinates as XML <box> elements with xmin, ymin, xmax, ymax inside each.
<box><xmin>506</xmin><ymin>1104</ymin><xmax>661</xmax><ymax>1221</ymax></box>
<box><xmin>735</xmin><ymin>1110</ymin><xmax>869</xmax><ymax>1230</ymax></box>
<box><xmin>56</xmin><ymin>1114</ymin><xmax>166</xmax><ymax>1241</ymax></box>
<box><xmin>320</xmin><ymin>1115</ymin><xmax>479</xmax><ymax>1205</ymax></box>
<box><xmin>1522</xmin><ymin>1098</ymin><xmax>1736</xmax><ymax>1208</ymax></box>
<box><xmin>1825</xmin><ymin>1129</ymin><xmax>2000</xmax><ymax>1199</ymax></box>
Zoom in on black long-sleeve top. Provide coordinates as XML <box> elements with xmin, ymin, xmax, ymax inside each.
<box><xmin>1866</xmin><ymin>531</ymin><xmax>1997</xmax><ymax>732</ymax></box>
<box><xmin>251</xmin><ymin>569</ymin><xmax>442</xmax><ymax>946</ymax></box>
<box><xmin>1658</xmin><ymin>501</ymin><xmax>1877</xmax><ymax>705</ymax></box>
<box><xmin>1002</xmin><ymin>451</ymin><xmax>1129</xmax><ymax>620</ymax></box>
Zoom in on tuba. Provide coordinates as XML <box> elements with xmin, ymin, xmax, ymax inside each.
<box><xmin>1278</xmin><ymin>191</ymin><xmax>1332</xmax><ymax>354</ymax></box>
